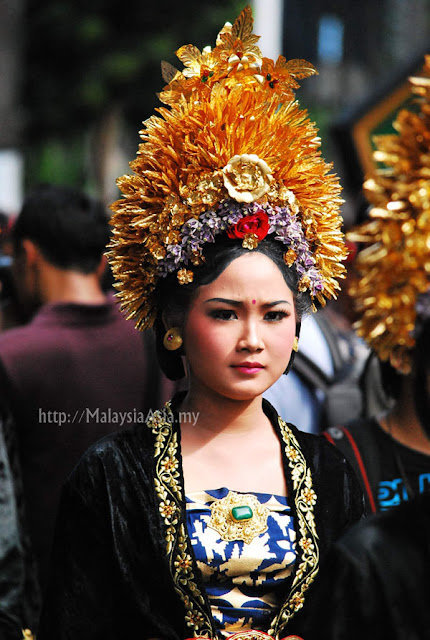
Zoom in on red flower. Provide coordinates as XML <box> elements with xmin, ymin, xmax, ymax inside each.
<box><xmin>227</xmin><ymin>210</ymin><xmax>270</xmax><ymax>242</ymax></box>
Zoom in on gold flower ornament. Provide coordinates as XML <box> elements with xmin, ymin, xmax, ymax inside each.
<box><xmin>222</xmin><ymin>154</ymin><xmax>273</xmax><ymax>203</ymax></box>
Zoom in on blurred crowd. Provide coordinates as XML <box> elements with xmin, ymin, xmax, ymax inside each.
<box><xmin>0</xmin><ymin>185</ymin><xmax>175</xmax><ymax>637</ymax></box>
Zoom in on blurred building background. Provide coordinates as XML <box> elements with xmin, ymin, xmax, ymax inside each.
<box><xmin>0</xmin><ymin>0</ymin><xmax>429</xmax><ymax>222</ymax></box>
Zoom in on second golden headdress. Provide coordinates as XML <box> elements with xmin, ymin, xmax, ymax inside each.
<box><xmin>348</xmin><ymin>56</ymin><xmax>430</xmax><ymax>373</ymax></box>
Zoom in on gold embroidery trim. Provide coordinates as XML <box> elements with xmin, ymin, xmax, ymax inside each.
<box><xmin>208</xmin><ymin>490</ymin><xmax>270</xmax><ymax>544</ymax></box>
<box><xmin>147</xmin><ymin>405</ymin><xmax>213</xmax><ymax>638</ymax></box>
<box><xmin>268</xmin><ymin>417</ymin><xmax>319</xmax><ymax>637</ymax></box>
<box><xmin>148</xmin><ymin>406</ymin><xmax>319</xmax><ymax>640</ymax></box>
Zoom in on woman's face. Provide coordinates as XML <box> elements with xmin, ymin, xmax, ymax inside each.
<box><xmin>183</xmin><ymin>251</ymin><xmax>297</xmax><ymax>402</ymax></box>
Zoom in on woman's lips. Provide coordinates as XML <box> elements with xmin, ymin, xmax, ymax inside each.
<box><xmin>232</xmin><ymin>362</ymin><xmax>264</xmax><ymax>374</ymax></box>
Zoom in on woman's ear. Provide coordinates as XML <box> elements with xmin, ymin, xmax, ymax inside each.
<box><xmin>160</xmin><ymin>310</ymin><xmax>185</xmax><ymax>355</ymax></box>
<box><xmin>154</xmin><ymin>315</ymin><xmax>186</xmax><ymax>381</ymax></box>
<box><xmin>162</xmin><ymin>310</ymin><xmax>184</xmax><ymax>339</ymax></box>
<box><xmin>161</xmin><ymin>310</ymin><xmax>169</xmax><ymax>331</ymax></box>
<box><xmin>283</xmin><ymin>320</ymin><xmax>302</xmax><ymax>376</ymax></box>
<box><xmin>161</xmin><ymin>310</ymin><xmax>181</xmax><ymax>332</ymax></box>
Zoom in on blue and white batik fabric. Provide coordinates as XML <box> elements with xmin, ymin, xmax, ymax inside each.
<box><xmin>186</xmin><ymin>487</ymin><xmax>296</xmax><ymax>638</ymax></box>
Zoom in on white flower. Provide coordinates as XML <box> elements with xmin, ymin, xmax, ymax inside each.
<box><xmin>222</xmin><ymin>154</ymin><xmax>273</xmax><ymax>203</ymax></box>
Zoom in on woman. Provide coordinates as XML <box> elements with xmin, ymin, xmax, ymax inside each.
<box><xmin>324</xmin><ymin>58</ymin><xmax>430</xmax><ymax>515</ymax></box>
<box><xmin>38</xmin><ymin>7</ymin><xmax>364</xmax><ymax>640</ymax></box>
<box><xmin>302</xmin><ymin>322</ymin><xmax>430</xmax><ymax>640</ymax></box>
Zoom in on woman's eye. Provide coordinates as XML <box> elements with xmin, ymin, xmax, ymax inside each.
<box><xmin>264</xmin><ymin>310</ymin><xmax>289</xmax><ymax>322</ymax></box>
<box><xmin>210</xmin><ymin>309</ymin><xmax>237</xmax><ymax>320</ymax></box>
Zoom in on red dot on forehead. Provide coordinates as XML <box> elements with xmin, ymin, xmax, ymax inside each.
<box><xmin>252</xmin><ymin>299</ymin><xmax>256</xmax><ymax>304</ymax></box>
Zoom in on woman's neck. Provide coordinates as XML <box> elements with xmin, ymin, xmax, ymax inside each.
<box><xmin>179</xmin><ymin>388</ymin><xmax>268</xmax><ymax>439</ymax></box>
<box><xmin>178</xmin><ymin>387</ymin><xmax>287</xmax><ymax>495</ymax></box>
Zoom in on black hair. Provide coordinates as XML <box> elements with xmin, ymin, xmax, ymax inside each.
<box><xmin>154</xmin><ymin>234</ymin><xmax>311</xmax><ymax>380</ymax></box>
<box><xmin>412</xmin><ymin>318</ymin><xmax>430</xmax><ymax>436</ymax></box>
<box><xmin>13</xmin><ymin>184</ymin><xmax>110</xmax><ymax>274</ymax></box>
<box><xmin>376</xmin><ymin>318</ymin><xmax>430</xmax><ymax>434</ymax></box>
<box><xmin>379</xmin><ymin>359</ymin><xmax>403</xmax><ymax>401</ymax></box>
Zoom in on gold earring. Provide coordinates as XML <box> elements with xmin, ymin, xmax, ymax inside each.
<box><xmin>292</xmin><ymin>336</ymin><xmax>299</xmax><ymax>352</ymax></box>
<box><xmin>163</xmin><ymin>327</ymin><xmax>183</xmax><ymax>351</ymax></box>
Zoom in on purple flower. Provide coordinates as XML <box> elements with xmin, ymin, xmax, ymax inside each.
<box><xmin>416</xmin><ymin>291</ymin><xmax>430</xmax><ymax>320</ymax></box>
<box><xmin>157</xmin><ymin>199</ymin><xmax>326</xmax><ymax>294</ymax></box>
<box><xmin>304</xmin><ymin>255</ymin><xmax>316</xmax><ymax>268</ymax></box>
<box><xmin>168</xmin><ymin>245</ymin><xmax>183</xmax><ymax>263</ymax></box>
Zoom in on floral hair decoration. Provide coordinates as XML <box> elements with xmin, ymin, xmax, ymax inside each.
<box><xmin>108</xmin><ymin>5</ymin><xmax>347</xmax><ymax>330</ymax></box>
<box><xmin>347</xmin><ymin>56</ymin><xmax>430</xmax><ymax>374</ymax></box>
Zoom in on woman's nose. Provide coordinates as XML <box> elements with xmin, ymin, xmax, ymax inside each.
<box><xmin>237</xmin><ymin>320</ymin><xmax>263</xmax><ymax>351</ymax></box>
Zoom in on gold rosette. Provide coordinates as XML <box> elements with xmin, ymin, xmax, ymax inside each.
<box><xmin>222</xmin><ymin>154</ymin><xmax>273</xmax><ymax>202</ymax></box>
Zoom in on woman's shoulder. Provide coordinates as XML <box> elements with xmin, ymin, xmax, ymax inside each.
<box><xmin>267</xmin><ymin>401</ymin><xmax>364</xmax><ymax>493</ymax></box>
<box><xmin>67</xmin><ymin>409</ymin><xmax>171</xmax><ymax>494</ymax></box>
<box><xmin>82</xmin><ymin>420</ymin><xmax>151</xmax><ymax>458</ymax></box>
<box><xmin>265</xmin><ymin>400</ymin><xmax>366</xmax><ymax>543</ymax></box>
<box><xmin>265</xmin><ymin>398</ymin><xmax>354</xmax><ymax>471</ymax></box>
<box><xmin>293</xmin><ymin>423</ymin><xmax>357</xmax><ymax>468</ymax></box>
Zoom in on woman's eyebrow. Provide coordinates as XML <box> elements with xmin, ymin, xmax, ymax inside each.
<box><xmin>204</xmin><ymin>298</ymin><xmax>291</xmax><ymax>307</ymax></box>
<box><xmin>204</xmin><ymin>297</ymin><xmax>241</xmax><ymax>306</ymax></box>
<box><xmin>261</xmin><ymin>300</ymin><xmax>292</xmax><ymax>308</ymax></box>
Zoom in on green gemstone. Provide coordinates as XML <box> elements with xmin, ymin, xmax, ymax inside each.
<box><xmin>231</xmin><ymin>505</ymin><xmax>253</xmax><ymax>522</ymax></box>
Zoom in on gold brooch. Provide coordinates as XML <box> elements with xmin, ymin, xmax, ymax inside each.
<box><xmin>208</xmin><ymin>490</ymin><xmax>270</xmax><ymax>544</ymax></box>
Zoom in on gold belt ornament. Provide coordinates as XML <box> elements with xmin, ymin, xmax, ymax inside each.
<box><xmin>208</xmin><ymin>490</ymin><xmax>270</xmax><ymax>544</ymax></box>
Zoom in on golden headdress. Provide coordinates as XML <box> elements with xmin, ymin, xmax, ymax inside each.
<box><xmin>108</xmin><ymin>5</ymin><xmax>347</xmax><ymax>330</ymax></box>
<box><xmin>347</xmin><ymin>56</ymin><xmax>430</xmax><ymax>373</ymax></box>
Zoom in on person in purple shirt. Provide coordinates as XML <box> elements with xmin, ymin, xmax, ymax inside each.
<box><xmin>0</xmin><ymin>184</ymin><xmax>171</xmax><ymax>632</ymax></box>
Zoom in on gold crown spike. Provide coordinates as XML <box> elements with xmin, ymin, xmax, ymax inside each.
<box><xmin>347</xmin><ymin>56</ymin><xmax>430</xmax><ymax>373</ymax></box>
<box><xmin>108</xmin><ymin>5</ymin><xmax>347</xmax><ymax>330</ymax></box>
